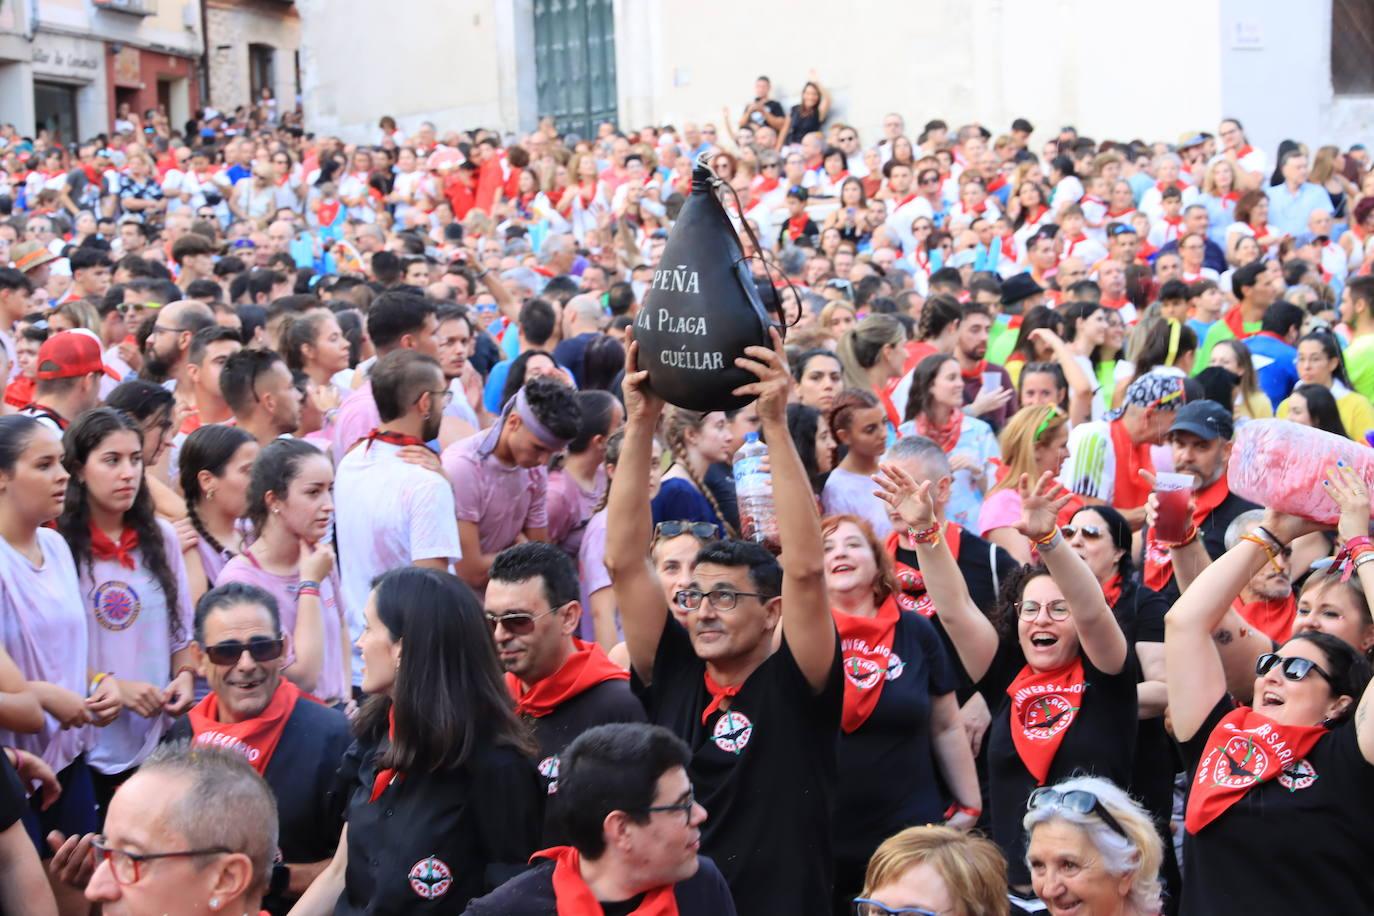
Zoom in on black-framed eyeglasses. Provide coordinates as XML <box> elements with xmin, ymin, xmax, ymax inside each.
<box><xmin>853</xmin><ymin>900</ymin><xmax>938</xmax><ymax>916</ymax></box>
<box><xmin>642</xmin><ymin>789</ymin><xmax>695</xmax><ymax>824</ymax></box>
<box><xmin>485</xmin><ymin>604</ymin><xmax>563</xmax><ymax>636</ymax></box>
<box><xmin>675</xmin><ymin>587</ymin><xmax>771</xmax><ymax>612</ymax></box>
<box><xmin>152</xmin><ymin>324</ymin><xmax>187</xmax><ymax>336</ymax></box>
<box><xmin>1256</xmin><ymin>652</ymin><xmax>1334</xmax><ymax>685</ymax></box>
<box><xmin>654</xmin><ymin>520</ymin><xmax>718</xmax><ymax>541</ymax></box>
<box><xmin>1026</xmin><ymin>787</ymin><xmax>1129</xmax><ymax>838</ymax></box>
<box><xmin>203</xmin><ymin>635</ymin><xmax>285</xmax><ymax>666</ymax></box>
<box><xmin>1061</xmin><ymin>524</ymin><xmax>1104</xmax><ymax>541</ymax></box>
<box><xmin>1015</xmin><ymin>600</ymin><xmax>1071</xmax><ymax>621</ymax></box>
<box><xmin>91</xmin><ymin>836</ymin><xmax>231</xmax><ymax>885</ymax></box>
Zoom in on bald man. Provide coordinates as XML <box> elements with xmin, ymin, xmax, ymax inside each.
<box><xmin>551</xmin><ymin>294</ymin><xmax>606</xmax><ymax>388</ymax></box>
<box><xmin>144</xmin><ymin>299</ymin><xmax>217</xmax><ymax>398</ymax></box>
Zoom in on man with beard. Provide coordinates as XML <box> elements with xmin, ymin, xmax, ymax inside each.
<box><xmin>1220</xmin><ymin>509</ymin><xmax>1299</xmax><ymax>642</ymax></box>
<box><xmin>219</xmin><ymin>348</ymin><xmax>303</xmax><ymax>446</ymax></box>
<box><xmin>486</xmin><ymin>543</ymin><xmax>644</xmax><ymax>842</ymax></box>
<box><xmin>143</xmin><ymin>299</ymin><xmax>216</xmax><ymax>413</ymax></box>
<box><xmin>955</xmin><ymin>303</ymin><xmax>1015</xmax><ymax>431</ymax></box>
<box><xmin>1140</xmin><ymin>401</ymin><xmax>1259</xmax><ymax>605</ymax></box>
<box><xmin>167</xmin><ymin>582</ymin><xmax>351</xmax><ymax>914</ymax></box>
<box><xmin>334</xmin><ymin>350</ymin><xmax>461</xmax><ymax>690</ymax></box>
<box><xmin>605</xmin><ymin>332</ymin><xmax>841</xmax><ymax>916</ymax></box>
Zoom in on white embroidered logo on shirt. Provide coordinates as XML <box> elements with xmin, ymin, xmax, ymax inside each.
<box><xmin>538</xmin><ymin>754</ymin><xmax>560</xmax><ymax>794</ymax></box>
<box><xmin>92</xmin><ymin>581</ymin><xmax>141</xmax><ymax>631</ymax></box>
<box><xmin>712</xmin><ymin>710</ymin><xmax>753</xmax><ymax>755</ymax></box>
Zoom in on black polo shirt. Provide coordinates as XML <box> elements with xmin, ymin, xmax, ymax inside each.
<box><xmin>527</xmin><ymin>679</ymin><xmax>646</xmax><ymax>844</ymax></box>
<box><xmin>0</xmin><ymin>753</ymin><xmax>25</xmax><ymax>832</ymax></box>
<box><xmin>168</xmin><ymin>696</ymin><xmax>352</xmax><ymax>915</ymax></box>
<box><xmin>632</xmin><ymin>614</ymin><xmax>843</xmax><ymax>916</ymax></box>
<box><xmin>463</xmin><ymin>855</ymin><xmax>737</xmax><ymax>915</ymax></box>
<box><xmin>337</xmin><ymin>735</ymin><xmax>544</xmax><ymax>913</ymax></box>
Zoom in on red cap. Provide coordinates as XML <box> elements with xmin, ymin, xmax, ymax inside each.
<box><xmin>35</xmin><ymin>331</ymin><xmax>121</xmax><ymax>381</ymax></box>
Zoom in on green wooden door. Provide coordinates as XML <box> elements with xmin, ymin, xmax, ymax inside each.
<box><xmin>533</xmin><ymin>0</ymin><xmax>617</xmax><ymax>138</ymax></box>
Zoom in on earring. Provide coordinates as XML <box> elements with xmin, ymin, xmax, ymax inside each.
<box><xmin>209</xmin><ymin>898</ymin><xmax>220</xmax><ymax>911</ymax></box>
<box><xmin>208</xmin><ymin>489</ymin><xmax>216</xmax><ymax>501</ymax></box>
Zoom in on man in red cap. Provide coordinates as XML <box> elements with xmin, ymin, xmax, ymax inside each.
<box><xmin>19</xmin><ymin>330</ymin><xmax>119</xmax><ymax>434</ymax></box>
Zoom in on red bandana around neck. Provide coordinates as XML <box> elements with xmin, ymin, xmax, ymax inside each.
<box><xmin>359</xmin><ymin>428</ymin><xmax>432</xmax><ymax>453</ymax></box>
<box><xmin>960</xmin><ymin>360</ymin><xmax>989</xmax><ymax>381</ymax></box>
<box><xmin>1101</xmin><ymin>575</ymin><xmax>1123</xmax><ymax>608</ymax></box>
<box><xmin>1232</xmin><ymin>594</ymin><xmax>1297</xmax><ymax>643</ymax></box>
<box><xmin>785</xmin><ymin>213</ymin><xmax>811</xmax><ymax>240</ymax></box>
<box><xmin>1143</xmin><ymin>474</ymin><xmax>1230</xmax><ymax>591</ymax></box>
<box><xmin>1184</xmin><ymin>706</ymin><xmax>1327</xmax><ymax>833</ymax></box>
<box><xmin>90</xmin><ymin>522</ymin><xmax>139</xmax><ymax>570</ymax></box>
<box><xmin>883</xmin><ymin>527</ymin><xmax>962</xmax><ymax>617</ymax></box>
<box><xmin>505</xmin><ymin>639</ymin><xmax>628</xmax><ymax>718</ymax></box>
<box><xmin>533</xmin><ymin>846</ymin><xmax>679</xmax><ymax>916</ymax></box>
<box><xmin>1223</xmin><ymin>306</ymin><xmax>1259</xmax><ymax>341</ymax></box>
<box><xmin>834</xmin><ymin>596</ymin><xmax>901</xmax><ymax>733</ymax></box>
<box><xmin>187</xmin><ymin>679</ymin><xmax>300</xmax><ymax>775</ymax></box>
<box><xmin>1006</xmin><ymin>658</ymin><xmax>1087</xmax><ymax>785</ymax></box>
<box><xmin>915</xmin><ymin>410</ymin><xmax>963</xmax><ymax>453</ymax></box>
<box><xmin>701</xmin><ymin>672</ymin><xmax>743</xmax><ymax>724</ymax></box>
<box><xmin>369</xmin><ymin>706</ymin><xmax>404</xmax><ymax>802</ymax></box>
<box><xmin>1107</xmin><ymin>419</ymin><xmax>1155</xmax><ymax>511</ymax></box>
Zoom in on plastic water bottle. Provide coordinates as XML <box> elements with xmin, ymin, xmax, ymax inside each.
<box><xmin>733</xmin><ymin>432</ymin><xmax>779</xmax><ymax>550</ymax></box>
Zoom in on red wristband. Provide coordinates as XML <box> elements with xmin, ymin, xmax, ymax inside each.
<box><xmin>944</xmin><ymin>802</ymin><xmax>981</xmax><ymax>820</ymax></box>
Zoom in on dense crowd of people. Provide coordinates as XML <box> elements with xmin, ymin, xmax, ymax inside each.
<box><xmin>1</xmin><ymin>75</ymin><xmax>1374</xmax><ymax>915</ymax></box>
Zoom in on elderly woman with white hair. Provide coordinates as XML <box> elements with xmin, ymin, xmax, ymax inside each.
<box><xmin>1023</xmin><ymin>775</ymin><xmax>1164</xmax><ymax>916</ymax></box>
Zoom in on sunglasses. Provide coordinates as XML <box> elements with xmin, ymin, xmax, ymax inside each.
<box><xmin>853</xmin><ymin>901</ymin><xmax>937</xmax><ymax>916</ymax></box>
<box><xmin>1016</xmin><ymin>600</ymin><xmax>1070</xmax><ymax>621</ymax></box>
<box><xmin>1027</xmin><ymin>787</ymin><xmax>1129</xmax><ymax>838</ymax></box>
<box><xmin>1256</xmin><ymin>652</ymin><xmax>1335</xmax><ymax>685</ymax></box>
<box><xmin>1061</xmin><ymin>524</ymin><xmax>1105</xmax><ymax>541</ymax></box>
<box><xmin>654</xmin><ymin>520</ymin><xmax>718</xmax><ymax>541</ymax></box>
<box><xmin>484</xmin><ymin>605</ymin><xmax>562</xmax><ymax>636</ymax></box>
<box><xmin>203</xmin><ymin>636</ymin><xmax>284</xmax><ymax>666</ymax></box>
<box><xmin>918</xmin><ymin>176</ymin><xmax>941</xmax><ymax>186</ymax></box>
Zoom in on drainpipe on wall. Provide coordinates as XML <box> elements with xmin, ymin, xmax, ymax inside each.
<box><xmin>198</xmin><ymin>0</ymin><xmax>210</xmax><ymax>108</ymax></box>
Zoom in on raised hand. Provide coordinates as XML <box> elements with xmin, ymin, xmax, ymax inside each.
<box><xmin>1325</xmin><ymin>462</ymin><xmax>1372</xmax><ymax>543</ymax></box>
<box><xmin>621</xmin><ymin>330</ymin><xmax>666</xmax><ymax>425</ymax></box>
<box><xmin>873</xmin><ymin>462</ymin><xmax>938</xmax><ymax>531</ymax></box>
<box><xmin>731</xmin><ymin>327</ymin><xmax>792</xmax><ymax>424</ymax></box>
<box><xmin>1015</xmin><ymin>471</ymin><xmax>1073</xmax><ymax>542</ymax></box>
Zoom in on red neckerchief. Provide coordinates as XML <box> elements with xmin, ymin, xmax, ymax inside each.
<box><xmin>833</xmin><ymin>595</ymin><xmax>901</xmax><ymax>733</ymax></box>
<box><xmin>22</xmin><ymin>402</ymin><xmax>68</xmax><ymax>429</ymax></box>
<box><xmin>369</xmin><ymin>706</ymin><xmax>404</xmax><ymax>802</ymax></box>
<box><xmin>883</xmin><ymin>526</ymin><xmax>962</xmax><ymax>617</ymax></box>
<box><xmin>1223</xmin><ymin>306</ymin><xmax>1258</xmax><ymax>340</ymax></box>
<box><xmin>785</xmin><ymin>213</ymin><xmax>811</xmax><ymax>240</ymax></box>
<box><xmin>1109</xmin><ymin>419</ymin><xmax>1155</xmax><ymax>511</ymax></box>
<box><xmin>1184</xmin><ymin>706</ymin><xmax>1327</xmax><ymax>834</ymax></box>
<box><xmin>1000</xmin><ymin>235</ymin><xmax>1018</xmax><ymax>261</ymax></box>
<box><xmin>1162</xmin><ymin>215</ymin><xmax>1182</xmax><ymax>231</ymax></box>
<box><xmin>1248</xmin><ymin>221</ymin><xmax>1269</xmax><ymax>238</ymax></box>
<box><xmin>505</xmin><ymin>639</ymin><xmax>628</xmax><ymax>718</ymax></box>
<box><xmin>1157</xmin><ymin>180</ymin><xmax>1187</xmax><ymax>192</ymax></box>
<box><xmin>1081</xmin><ymin>194</ymin><xmax>1105</xmax><ymax>207</ymax></box>
<box><xmin>187</xmin><ymin>679</ymin><xmax>301</xmax><ymax>776</ymax></box>
<box><xmin>1221</xmin><ymin>191</ymin><xmax>1240</xmax><ymax>205</ymax></box>
<box><xmin>1101</xmin><ymin>575</ymin><xmax>1123</xmax><ymax>608</ymax></box>
<box><xmin>960</xmin><ymin>359</ymin><xmax>988</xmax><ymax>381</ymax></box>
<box><xmin>359</xmin><ymin>428</ymin><xmax>432</xmax><ymax>453</ymax></box>
<box><xmin>827</xmin><ymin>169</ymin><xmax>849</xmax><ymax>184</ymax></box>
<box><xmin>532</xmin><ymin>846</ymin><xmax>679</xmax><ymax>916</ymax></box>
<box><xmin>1026</xmin><ymin>204</ymin><xmax>1049</xmax><ymax>224</ymax></box>
<box><xmin>894</xmin><ymin>191</ymin><xmax>919</xmax><ymax>209</ymax></box>
<box><xmin>986</xmin><ymin>175</ymin><xmax>1008</xmax><ymax>193</ymax></box>
<box><xmin>3</xmin><ymin>376</ymin><xmax>34</xmax><ymax>409</ymax></box>
<box><xmin>1063</xmin><ymin>233</ymin><xmax>1088</xmax><ymax>258</ymax></box>
<box><xmin>877</xmin><ymin>386</ymin><xmax>902</xmax><ymax>429</ymax></box>
<box><xmin>804</xmin><ymin>154</ymin><xmax>823</xmax><ymax>170</ymax></box>
<box><xmin>1143</xmin><ymin>474</ymin><xmax>1230</xmax><ymax>591</ymax></box>
<box><xmin>701</xmin><ymin>672</ymin><xmax>742</xmax><ymax>724</ymax></box>
<box><xmin>315</xmin><ymin>199</ymin><xmax>341</xmax><ymax>226</ymax></box>
<box><xmin>179</xmin><ymin>409</ymin><xmax>202</xmax><ymax>436</ymax></box>
<box><xmin>1007</xmin><ymin>658</ymin><xmax>1087</xmax><ymax>785</ymax></box>
<box><xmin>752</xmin><ymin>175</ymin><xmax>780</xmax><ymax>197</ymax></box>
<box><xmin>90</xmin><ymin>521</ymin><xmax>139</xmax><ymax>570</ymax></box>
<box><xmin>915</xmin><ymin>410</ymin><xmax>963</xmax><ymax>453</ymax></box>
<box><xmin>1106</xmin><ymin>207</ymin><xmax>1135</xmax><ymax>219</ymax></box>
<box><xmin>546</xmin><ymin>186</ymin><xmax>567</xmax><ymax>207</ymax></box>
<box><xmin>1236</xmin><ymin>144</ymin><xmax>1255</xmax><ymax>158</ymax></box>
<box><xmin>1231</xmin><ymin>594</ymin><xmax>1297</xmax><ymax>643</ymax></box>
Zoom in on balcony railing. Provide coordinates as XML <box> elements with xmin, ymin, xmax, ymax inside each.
<box><xmin>92</xmin><ymin>0</ymin><xmax>159</xmax><ymax>16</ymax></box>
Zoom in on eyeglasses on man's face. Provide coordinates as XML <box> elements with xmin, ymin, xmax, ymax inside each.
<box><xmin>91</xmin><ymin>836</ymin><xmax>232</xmax><ymax>885</ymax></box>
<box><xmin>674</xmin><ymin>587</ymin><xmax>771</xmax><ymax>612</ymax></box>
<box><xmin>641</xmin><ymin>788</ymin><xmax>696</xmax><ymax>825</ymax></box>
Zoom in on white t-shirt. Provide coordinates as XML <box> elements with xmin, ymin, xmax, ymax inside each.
<box><xmin>0</xmin><ymin>529</ymin><xmax>90</xmax><ymax>772</ymax></box>
<box><xmin>83</xmin><ymin>519</ymin><xmax>193</xmax><ymax>775</ymax></box>
<box><xmin>335</xmin><ymin>440</ymin><xmax>461</xmax><ymax>685</ymax></box>
<box><xmin>821</xmin><ymin>467</ymin><xmax>894</xmax><ymax>539</ymax></box>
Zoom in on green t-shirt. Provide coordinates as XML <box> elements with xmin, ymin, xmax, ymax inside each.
<box><xmin>1194</xmin><ymin>319</ymin><xmax>1260</xmax><ymax>374</ymax></box>
<box><xmin>987</xmin><ymin>316</ymin><xmax>1018</xmax><ymax>366</ymax></box>
<box><xmin>1346</xmin><ymin>334</ymin><xmax>1374</xmax><ymax>403</ymax></box>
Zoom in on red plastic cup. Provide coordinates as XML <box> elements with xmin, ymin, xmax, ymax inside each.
<box><xmin>1154</xmin><ymin>472</ymin><xmax>1195</xmax><ymax>543</ymax></box>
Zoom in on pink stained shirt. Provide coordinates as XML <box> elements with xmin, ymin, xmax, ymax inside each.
<box><xmin>0</xmin><ymin>529</ymin><xmax>91</xmax><ymax>773</ymax></box>
<box><xmin>544</xmin><ymin>465</ymin><xmax>606</xmax><ymax>557</ymax></box>
<box><xmin>217</xmin><ymin>555</ymin><xmax>350</xmax><ymax>706</ymax></box>
<box><xmin>330</xmin><ymin>380</ymin><xmax>380</xmax><ymax>463</ymax></box>
<box><xmin>976</xmin><ymin>487</ymin><xmax>1023</xmax><ymax>538</ymax></box>
<box><xmin>441</xmin><ymin>427</ymin><xmax>549</xmax><ymax>555</ymax></box>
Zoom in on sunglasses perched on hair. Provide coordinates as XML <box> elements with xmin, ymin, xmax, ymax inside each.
<box><xmin>853</xmin><ymin>901</ymin><xmax>937</xmax><ymax>916</ymax></box>
<box><xmin>1015</xmin><ymin>600</ymin><xmax>1070</xmax><ymax>621</ymax></box>
<box><xmin>654</xmin><ymin>520</ymin><xmax>718</xmax><ymax>541</ymax></box>
<box><xmin>203</xmin><ymin>636</ymin><xmax>285</xmax><ymax>666</ymax></box>
<box><xmin>1027</xmin><ymin>787</ymin><xmax>1128</xmax><ymax>838</ymax></box>
<box><xmin>1060</xmin><ymin>524</ymin><xmax>1104</xmax><ymax>541</ymax></box>
<box><xmin>484</xmin><ymin>604</ymin><xmax>563</xmax><ymax>636</ymax></box>
<box><xmin>1256</xmin><ymin>652</ymin><xmax>1334</xmax><ymax>685</ymax></box>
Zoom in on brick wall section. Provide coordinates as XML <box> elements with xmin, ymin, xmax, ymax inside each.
<box><xmin>205</xmin><ymin>0</ymin><xmax>300</xmax><ymax>113</ymax></box>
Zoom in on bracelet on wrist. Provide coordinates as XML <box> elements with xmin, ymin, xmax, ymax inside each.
<box><xmin>1254</xmin><ymin>526</ymin><xmax>1284</xmax><ymax>552</ymax></box>
<box><xmin>944</xmin><ymin>802</ymin><xmax>981</xmax><ymax>820</ymax></box>
<box><xmin>1165</xmin><ymin>526</ymin><xmax>1199</xmax><ymax>548</ymax></box>
<box><xmin>297</xmin><ymin>580</ymin><xmax>321</xmax><ymax>592</ymax></box>
<box><xmin>908</xmin><ymin>523</ymin><xmax>942</xmax><ymax>546</ymax></box>
<box><xmin>1030</xmin><ymin>527</ymin><xmax>1060</xmax><ymax>547</ymax></box>
<box><xmin>88</xmin><ymin>671</ymin><xmax>112</xmax><ymax>695</ymax></box>
<box><xmin>175</xmin><ymin>665</ymin><xmax>197</xmax><ymax>680</ymax></box>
